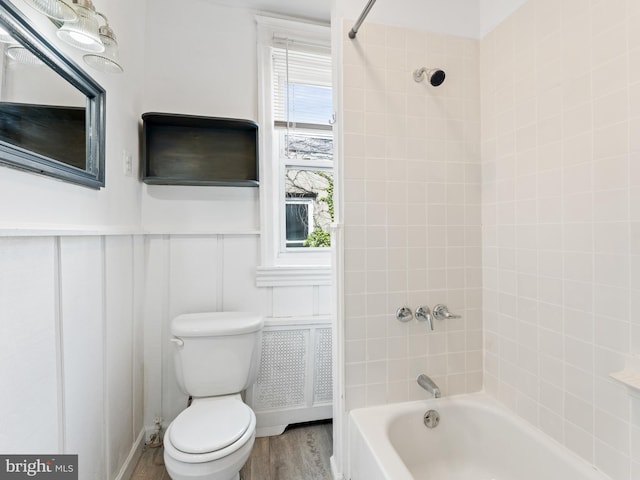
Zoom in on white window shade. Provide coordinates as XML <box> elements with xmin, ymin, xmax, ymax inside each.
<box><xmin>272</xmin><ymin>46</ymin><xmax>332</xmax><ymax>126</ymax></box>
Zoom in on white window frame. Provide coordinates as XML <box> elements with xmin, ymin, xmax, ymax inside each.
<box><xmin>256</xmin><ymin>15</ymin><xmax>332</xmax><ymax>279</ymax></box>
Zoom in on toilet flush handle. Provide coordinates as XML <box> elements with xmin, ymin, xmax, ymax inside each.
<box><xmin>170</xmin><ymin>337</ymin><xmax>184</xmax><ymax>347</ymax></box>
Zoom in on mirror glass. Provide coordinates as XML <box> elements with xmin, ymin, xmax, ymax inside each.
<box><xmin>0</xmin><ymin>43</ymin><xmax>87</xmax><ymax>170</ymax></box>
<box><xmin>0</xmin><ymin>2</ymin><xmax>105</xmax><ymax>188</ymax></box>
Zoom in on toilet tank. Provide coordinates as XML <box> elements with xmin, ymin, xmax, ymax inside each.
<box><xmin>170</xmin><ymin>312</ymin><xmax>263</xmax><ymax>397</ymax></box>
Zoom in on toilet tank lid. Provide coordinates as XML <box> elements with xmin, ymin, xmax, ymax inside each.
<box><xmin>171</xmin><ymin>312</ymin><xmax>263</xmax><ymax>337</ymax></box>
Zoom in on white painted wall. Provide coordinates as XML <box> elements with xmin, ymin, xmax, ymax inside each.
<box><xmin>142</xmin><ymin>0</ymin><xmax>257</xmax><ymax>120</ymax></box>
<box><xmin>0</xmin><ymin>0</ymin><xmax>145</xmax><ymax>230</ymax></box>
<box><xmin>141</xmin><ymin>0</ymin><xmax>259</xmax><ymax>233</ymax></box>
<box><xmin>0</xmin><ymin>1</ymin><xmax>147</xmax><ymax>479</ymax></box>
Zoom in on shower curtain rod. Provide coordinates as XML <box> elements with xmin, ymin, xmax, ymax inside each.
<box><xmin>348</xmin><ymin>0</ymin><xmax>377</xmax><ymax>39</ymax></box>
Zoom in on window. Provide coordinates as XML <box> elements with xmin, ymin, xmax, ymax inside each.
<box><xmin>285</xmin><ymin>197</ymin><xmax>313</xmax><ymax>247</ymax></box>
<box><xmin>257</xmin><ymin>17</ymin><xmax>333</xmax><ymax>270</ymax></box>
<box><xmin>285</xmin><ymin>168</ymin><xmax>333</xmax><ymax>248</ymax></box>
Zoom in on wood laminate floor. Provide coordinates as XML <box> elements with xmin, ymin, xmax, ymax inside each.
<box><xmin>130</xmin><ymin>421</ymin><xmax>333</xmax><ymax>480</ymax></box>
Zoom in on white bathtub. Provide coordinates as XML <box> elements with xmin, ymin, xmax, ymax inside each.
<box><xmin>349</xmin><ymin>392</ymin><xmax>611</xmax><ymax>480</ymax></box>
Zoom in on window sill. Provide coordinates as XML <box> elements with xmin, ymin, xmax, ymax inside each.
<box><xmin>255</xmin><ymin>265</ymin><xmax>331</xmax><ymax>287</ymax></box>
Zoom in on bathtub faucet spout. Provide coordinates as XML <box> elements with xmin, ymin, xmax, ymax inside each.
<box><xmin>417</xmin><ymin>374</ymin><xmax>441</xmax><ymax>398</ymax></box>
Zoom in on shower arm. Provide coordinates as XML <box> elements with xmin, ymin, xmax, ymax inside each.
<box><xmin>348</xmin><ymin>0</ymin><xmax>377</xmax><ymax>39</ymax></box>
<box><xmin>413</xmin><ymin>67</ymin><xmax>428</xmax><ymax>82</ymax></box>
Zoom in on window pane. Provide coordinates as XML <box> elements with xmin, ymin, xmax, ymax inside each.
<box><xmin>278</xmin><ymin>128</ymin><xmax>333</xmax><ymax>161</ymax></box>
<box><xmin>285</xmin><ymin>169</ymin><xmax>333</xmax><ymax>248</ymax></box>
<box><xmin>280</xmin><ymin>83</ymin><xmax>332</xmax><ymax>125</ymax></box>
<box><xmin>285</xmin><ymin>201</ymin><xmax>310</xmax><ymax>247</ymax></box>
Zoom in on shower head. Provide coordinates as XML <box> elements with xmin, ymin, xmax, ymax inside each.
<box><xmin>413</xmin><ymin>67</ymin><xmax>446</xmax><ymax>87</ymax></box>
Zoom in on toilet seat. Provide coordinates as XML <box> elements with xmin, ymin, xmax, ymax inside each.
<box><xmin>170</xmin><ymin>397</ymin><xmax>252</xmax><ymax>454</ymax></box>
<box><xmin>164</xmin><ymin>396</ymin><xmax>257</xmax><ymax>465</ymax></box>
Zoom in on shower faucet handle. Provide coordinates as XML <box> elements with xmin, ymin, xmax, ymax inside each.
<box><xmin>415</xmin><ymin>306</ymin><xmax>434</xmax><ymax>330</ymax></box>
<box><xmin>395</xmin><ymin>306</ymin><xmax>414</xmax><ymax>323</ymax></box>
<box><xmin>432</xmin><ymin>304</ymin><xmax>461</xmax><ymax>321</ymax></box>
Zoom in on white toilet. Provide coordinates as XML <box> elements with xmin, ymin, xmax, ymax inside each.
<box><xmin>163</xmin><ymin>311</ymin><xmax>263</xmax><ymax>480</ymax></box>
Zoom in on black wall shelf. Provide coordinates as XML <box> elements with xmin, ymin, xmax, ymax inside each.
<box><xmin>142</xmin><ymin>112</ymin><xmax>259</xmax><ymax>186</ymax></box>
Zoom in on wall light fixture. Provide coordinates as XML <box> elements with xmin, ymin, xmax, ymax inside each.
<box><xmin>83</xmin><ymin>13</ymin><xmax>123</xmax><ymax>74</ymax></box>
<box><xmin>56</xmin><ymin>0</ymin><xmax>103</xmax><ymax>53</ymax></box>
<box><xmin>22</xmin><ymin>0</ymin><xmax>77</xmax><ymax>23</ymax></box>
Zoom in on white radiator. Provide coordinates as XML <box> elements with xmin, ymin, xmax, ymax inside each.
<box><xmin>246</xmin><ymin>317</ymin><xmax>333</xmax><ymax>436</ymax></box>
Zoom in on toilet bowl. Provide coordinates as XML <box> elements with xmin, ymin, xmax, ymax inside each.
<box><xmin>163</xmin><ymin>312</ymin><xmax>263</xmax><ymax>480</ymax></box>
<box><xmin>164</xmin><ymin>396</ymin><xmax>256</xmax><ymax>480</ymax></box>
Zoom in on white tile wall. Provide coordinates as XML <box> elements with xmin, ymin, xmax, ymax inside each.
<box><xmin>341</xmin><ymin>0</ymin><xmax>640</xmax><ymax>475</ymax></box>
<box><xmin>481</xmin><ymin>0</ymin><xmax>640</xmax><ymax>478</ymax></box>
<box><xmin>342</xmin><ymin>20</ymin><xmax>483</xmax><ymax>409</ymax></box>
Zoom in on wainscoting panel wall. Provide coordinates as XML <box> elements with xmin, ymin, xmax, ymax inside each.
<box><xmin>59</xmin><ymin>236</ymin><xmax>105</xmax><ymax>478</ymax></box>
<box><xmin>0</xmin><ymin>234</ymin><xmax>145</xmax><ymax>480</ymax></box>
<box><xmin>105</xmin><ymin>236</ymin><xmax>138</xmax><ymax>477</ymax></box>
<box><xmin>0</xmin><ymin>232</ymin><xmax>334</xmax><ymax>476</ymax></box>
<box><xmin>0</xmin><ymin>237</ymin><xmax>59</xmax><ymax>452</ymax></box>
<box><xmin>142</xmin><ymin>234</ymin><xmax>333</xmax><ymax>432</ymax></box>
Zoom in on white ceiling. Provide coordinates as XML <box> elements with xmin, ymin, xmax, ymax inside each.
<box><xmin>205</xmin><ymin>0</ymin><xmax>331</xmax><ymax>23</ymax></box>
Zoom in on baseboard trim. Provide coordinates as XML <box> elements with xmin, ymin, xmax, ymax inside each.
<box><xmin>256</xmin><ymin>424</ymin><xmax>287</xmax><ymax>437</ymax></box>
<box><xmin>330</xmin><ymin>455</ymin><xmax>344</xmax><ymax>480</ymax></box>
<box><xmin>114</xmin><ymin>429</ymin><xmax>146</xmax><ymax>480</ymax></box>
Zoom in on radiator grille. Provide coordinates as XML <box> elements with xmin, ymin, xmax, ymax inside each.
<box><xmin>313</xmin><ymin>328</ymin><xmax>333</xmax><ymax>403</ymax></box>
<box><xmin>254</xmin><ymin>330</ymin><xmax>308</xmax><ymax>410</ymax></box>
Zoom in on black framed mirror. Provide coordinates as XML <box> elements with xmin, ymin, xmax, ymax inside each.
<box><xmin>0</xmin><ymin>0</ymin><xmax>105</xmax><ymax>189</ymax></box>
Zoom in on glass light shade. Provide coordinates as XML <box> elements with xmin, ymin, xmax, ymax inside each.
<box><xmin>56</xmin><ymin>6</ymin><xmax>104</xmax><ymax>53</ymax></box>
<box><xmin>83</xmin><ymin>30</ymin><xmax>123</xmax><ymax>74</ymax></box>
<box><xmin>7</xmin><ymin>45</ymin><xmax>44</xmax><ymax>66</ymax></box>
<box><xmin>23</xmin><ymin>0</ymin><xmax>77</xmax><ymax>22</ymax></box>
